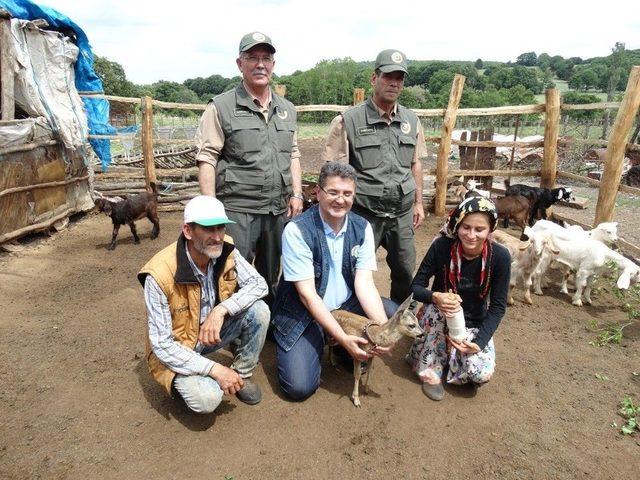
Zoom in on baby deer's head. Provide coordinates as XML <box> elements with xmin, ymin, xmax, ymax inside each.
<box><xmin>391</xmin><ymin>294</ymin><xmax>424</xmax><ymax>339</ymax></box>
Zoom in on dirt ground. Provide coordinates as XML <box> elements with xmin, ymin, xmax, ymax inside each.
<box><xmin>1</xmin><ymin>139</ymin><xmax>640</xmax><ymax>479</ymax></box>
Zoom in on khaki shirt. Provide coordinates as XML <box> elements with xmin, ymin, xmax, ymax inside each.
<box><xmin>320</xmin><ymin>101</ymin><xmax>428</xmax><ymax>163</ymax></box>
<box><xmin>195</xmin><ymin>86</ymin><xmax>301</xmax><ymax>168</ymax></box>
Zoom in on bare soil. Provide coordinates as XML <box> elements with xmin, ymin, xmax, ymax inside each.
<box><xmin>1</xmin><ymin>139</ymin><xmax>639</xmax><ymax>479</ymax></box>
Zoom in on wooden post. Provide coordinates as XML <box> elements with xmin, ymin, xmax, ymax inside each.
<box><xmin>434</xmin><ymin>74</ymin><xmax>466</xmax><ymax>216</ymax></box>
<box><xmin>541</xmin><ymin>88</ymin><xmax>560</xmax><ymax>189</ymax></box>
<box><xmin>0</xmin><ymin>11</ymin><xmax>15</xmax><ymax>121</ymax></box>
<box><xmin>507</xmin><ymin>115</ymin><xmax>521</xmax><ymax>184</ymax></box>
<box><xmin>274</xmin><ymin>84</ymin><xmax>286</xmax><ymax>97</ymax></box>
<box><xmin>141</xmin><ymin>96</ymin><xmax>156</xmax><ymax>190</ymax></box>
<box><xmin>353</xmin><ymin>88</ymin><xmax>365</xmax><ymax>105</ymax></box>
<box><xmin>595</xmin><ymin>66</ymin><xmax>640</xmax><ymax>224</ymax></box>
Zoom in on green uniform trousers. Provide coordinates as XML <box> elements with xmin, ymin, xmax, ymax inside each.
<box><xmin>351</xmin><ymin>205</ymin><xmax>416</xmax><ymax>305</ymax></box>
<box><xmin>225</xmin><ymin>211</ymin><xmax>286</xmax><ymax>308</ymax></box>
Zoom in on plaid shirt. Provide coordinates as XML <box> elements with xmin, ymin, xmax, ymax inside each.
<box><xmin>144</xmin><ymin>245</ymin><xmax>267</xmax><ymax>376</ymax></box>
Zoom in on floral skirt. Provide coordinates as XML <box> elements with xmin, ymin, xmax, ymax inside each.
<box><xmin>406</xmin><ymin>303</ymin><xmax>495</xmax><ymax>385</ymax></box>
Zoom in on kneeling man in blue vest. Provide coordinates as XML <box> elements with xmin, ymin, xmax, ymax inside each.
<box><xmin>139</xmin><ymin>162</ymin><xmax>395</xmax><ymax>412</ymax></box>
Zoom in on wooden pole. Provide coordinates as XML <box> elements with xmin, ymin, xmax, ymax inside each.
<box><xmin>435</xmin><ymin>74</ymin><xmax>466</xmax><ymax>216</ymax></box>
<box><xmin>0</xmin><ymin>13</ymin><xmax>15</xmax><ymax>120</ymax></box>
<box><xmin>141</xmin><ymin>96</ymin><xmax>156</xmax><ymax>190</ymax></box>
<box><xmin>507</xmin><ymin>115</ymin><xmax>521</xmax><ymax>184</ymax></box>
<box><xmin>274</xmin><ymin>84</ymin><xmax>286</xmax><ymax>97</ymax></box>
<box><xmin>595</xmin><ymin>66</ymin><xmax>640</xmax><ymax>224</ymax></box>
<box><xmin>541</xmin><ymin>88</ymin><xmax>560</xmax><ymax>189</ymax></box>
<box><xmin>353</xmin><ymin>88</ymin><xmax>365</xmax><ymax>105</ymax></box>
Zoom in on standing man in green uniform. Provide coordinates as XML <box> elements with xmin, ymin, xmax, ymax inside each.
<box><xmin>321</xmin><ymin>49</ymin><xmax>427</xmax><ymax>304</ymax></box>
<box><xmin>196</xmin><ymin>32</ymin><xmax>303</xmax><ymax>306</ymax></box>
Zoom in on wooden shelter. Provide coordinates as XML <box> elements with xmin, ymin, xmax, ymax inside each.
<box><xmin>0</xmin><ymin>10</ymin><xmax>93</xmax><ymax>245</ymax></box>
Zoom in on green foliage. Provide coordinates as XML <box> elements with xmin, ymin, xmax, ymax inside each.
<box><xmin>474</xmin><ymin>58</ymin><xmax>483</xmax><ymax>69</ymax></box>
<box><xmin>618</xmin><ymin>397</ymin><xmax>640</xmax><ymax>435</ymax></box>
<box><xmin>93</xmin><ymin>55</ymin><xmax>141</xmax><ymax>97</ymax></box>
<box><xmin>588</xmin><ymin>322</ymin><xmax>626</xmax><ymax>347</ymax></box>
<box><xmin>149</xmin><ymin>80</ymin><xmax>203</xmax><ymax>117</ymax></box>
<box><xmin>516</xmin><ymin>51</ymin><xmax>537</xmax><ymax>66</ymax></box>
<box><xmin>562</xmin><ymin>91</ymin><xmax>603</xmax><ymax>120</ymax></box>
<box><xmin>183</xmin><ymin>74</ymin><xmax>236</xmax><ymax>100</ymax></box>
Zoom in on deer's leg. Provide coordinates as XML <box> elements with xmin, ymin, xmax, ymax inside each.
<box><xmin>362</xmin><ymin>359</ymin><xmax>374</xmax><ymax>394</ymax></box>
<box><xmin>351</xmin><ymin>360</ymin><xmax>361</xmax><ymax>408</ymax></box>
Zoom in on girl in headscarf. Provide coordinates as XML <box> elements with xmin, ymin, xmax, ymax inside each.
<box><xmin>407</xmin><ymin>197</ymin><xmax>511</xmax><ymax>401</ymax></box>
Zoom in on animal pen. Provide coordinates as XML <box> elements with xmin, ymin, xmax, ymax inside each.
<box><xmin>1</xmin><ymin>8</ymin><xmax>639</xmax><ymax>257</ymax></box>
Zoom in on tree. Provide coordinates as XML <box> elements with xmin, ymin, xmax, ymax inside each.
<box><xmin>183</xmin><ymin>74</ymin><xmax>233</xmax><ymax>99</ymax></box>
<box><xmin>516</xmin><ymin>51</ymin><xmax>537</xmax><ymax>66</ymax></box>
<box><xmin>602</xmin><ymin>42</ymin><xmax>626</xmax><ymax>138</ymax></box>
<box><xmin>537</xmin><ymin>53</ymin><xmax>551</xmax><ymax>71</ymax></box>
<box><xmin>474</xmin><ymin>58</ymin><xmax>483</xmax><ymax>69</ymax></box>
<box><xmin>93</xmin><ymin>55</ymin><xmax>140</xmax><ymax>97</ymax></box>
<box><xmin>563</xmin><ymin>91</ymin><xmax>602</xmax><ymax>120</ymax></box>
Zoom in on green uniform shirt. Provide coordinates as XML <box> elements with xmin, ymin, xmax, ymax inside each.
<box><xmin>212</xmin><ymin>84</ymin><xmax>297</xmax><ymax>214</ymax></box>
<box><xmin>341</xmin><ymin>98</ymin><xmax>419</xmax><ymax>217</ymax></box>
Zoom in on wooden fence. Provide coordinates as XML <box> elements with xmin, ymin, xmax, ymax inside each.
<box><xmin>81</xmin><ymin>66</ymin><xmax>640</xmax><ymax>227</ymax></box>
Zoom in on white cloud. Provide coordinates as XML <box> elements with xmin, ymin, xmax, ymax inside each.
<box><xmin>35</xmin><ymin>0</ymin><xmax>639</xmax><ymax>84</ymax></box>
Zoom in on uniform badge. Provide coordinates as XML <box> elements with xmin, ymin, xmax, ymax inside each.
<box><xmin>253</xmin><ymin>32</ymin><xmax>266</xmax><ymax>42</ymax></box>
<box><xmin>391</xmin><ymin>51</ymin><xmax>404</xmax><ymax>63</ymax></box>
<box><xmin>401</xmin><ymin>122</ymin><xmax>411</xmax><ymax>134</ymax></box>
<box><xmin>351</xmin><ymin>245</ymin><xmax>361</xmax><ymax>259</ymax></box>
<box><xmin>277</xmin><ymin>109</ymin><xmax>288</xmax><ymax>120</ymax></box>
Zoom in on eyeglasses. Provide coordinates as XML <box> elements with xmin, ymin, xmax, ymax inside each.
<box><xmin>241</xmin><ymin>55</ymin><xmax>274</xmax><ymax>66</ymax></box>
<box><xmin>319</xmin><ymin>185</ymin><xmax>354</xmax><ymax>201</ymax></box>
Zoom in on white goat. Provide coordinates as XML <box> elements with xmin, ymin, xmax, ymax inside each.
<box><xmin>540</xmin><ymin>235</ymin><xmax>640</xmax><ymax>306</ymax></box>
<box><xmin>530</xmin><ymin>220</ymin><xmax>619</xmax><ymax>296</ymax></box>
<box><xmin>492</xmin><ymin>227</ymin><xmax>558</xmax><ymax>305</ymax></box>
<box><xmin>466</xmin><ymin>179</ymin><xmax>491</xmax><ymax>198</ymax></box>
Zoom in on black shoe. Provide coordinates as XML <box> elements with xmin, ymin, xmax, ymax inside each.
<box><xmin>236</xmin><ymin>379</ymin><xmax>262</xmax><ymax>405</ymax></box>
<box><xmin>422</xmin><ymin>382</ymin><xmax>445</xmax><ymax>401</ymax></box>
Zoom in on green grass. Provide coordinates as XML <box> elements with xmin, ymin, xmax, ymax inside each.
<box><xmin>298</xmin><ymin>123</ymin><xmax>330</xmax><ymax>140</ymax></box>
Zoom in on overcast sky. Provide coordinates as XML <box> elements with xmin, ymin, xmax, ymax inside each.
<box><xmin>36</xmin><ymin>0</ymin><xmax>639</xmax><ymax>85</ymax></box>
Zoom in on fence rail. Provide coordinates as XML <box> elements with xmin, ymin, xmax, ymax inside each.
<box><xmin>80</xmin><ymin>67</ymin><xmax>640</xmax><ymax>226</ymax></box>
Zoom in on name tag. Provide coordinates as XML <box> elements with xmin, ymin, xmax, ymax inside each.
<box><xmin>357</xmin><ymin>126</ymin><xmax>376</xmax><ymax>135</ymax></box>
<box><xmin>234</xmin><ymin>108</ymin><xmax>253</xmax><ymax>117</ymax></box>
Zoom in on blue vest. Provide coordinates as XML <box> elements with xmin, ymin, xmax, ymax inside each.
<box><xmin>271</xmin><ymin>204</ymin><xmax>368</xmax><ymax>351</ymax></box>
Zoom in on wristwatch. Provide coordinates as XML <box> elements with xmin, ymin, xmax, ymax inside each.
<box><xmin>291</xmin><ymin>193</ymin><xmax>304</xmax><ymax>200</ymax></box>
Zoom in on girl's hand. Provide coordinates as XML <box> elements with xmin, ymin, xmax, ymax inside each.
<box><xmin>447</xmin><ymin>337</ymin><xmax>481</xmax><ymax>355</ymax></box>
<box><xmin>432</xmin><ymin>291</ymin><xmax>462</xmax><ymax>316</ymax></box>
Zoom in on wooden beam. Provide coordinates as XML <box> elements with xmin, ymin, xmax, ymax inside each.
<box><xmin>595</xmin><ymin>66</ymin><xmax>640</xmax><ymax>224</ymax></box>
<box><xmin>541</xmin><ymin>89</ymin><xmax>560</xmax><ymax>189</ymax></box>
<box><xmin>435</xmin><ymin>74</ymin><xmax>465</xmax><ymax>216</ymax></box>
<box><xmin>427</xmin><ymin>168</ymin><xmax>539</xmax><ymax>177</ymax></box>
<box><xmin>0</xmin><ymin>175</ymin><xmax>89</xmax><ymax>199</ymax></box>
<box><xmin>0</xmin><ymin>139</ymin><xmax>58</xmax><ymax>155</ymax></box>
<box><xmin>561</xmin><ymin>102</ymin><xmax>621</xmax><ymax>111</ymax></box>
<box><xmin>0</xmin><ymin>16</ymin><xmax>15</xmax><ymax>120</ymax></box>
<box><xmin>141</xmin><ymin>96</ymin><xmax>157</xmax><ymax>190</ymax></box>
<box><xmin>353</xmin><ymin>88</ymin><xmax>365</xmax><ymax>105</ymax></box>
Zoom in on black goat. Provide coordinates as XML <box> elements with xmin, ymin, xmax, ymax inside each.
<box><xmin>504</xmin><ymin>179</ymin><xmax>574</xmax><ymax>225</ymax></box>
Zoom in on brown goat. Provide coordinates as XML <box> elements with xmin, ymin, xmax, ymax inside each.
<box><xmin>493</xmin><ymin>195</ymin><xmax>533</xmax><ymax>239</ymax></box>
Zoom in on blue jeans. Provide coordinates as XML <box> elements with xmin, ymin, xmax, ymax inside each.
<box><xmin>173</xmin><ymin>300</ymin><xmax>270</xmax><ymax>413</ymax></box>
<box><xmin>276</xmin><ymin>296</ymin><xmax>398</xmax><ymax>401</ymax></box>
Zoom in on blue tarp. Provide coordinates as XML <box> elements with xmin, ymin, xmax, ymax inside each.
<box><xmin>0</xmin><ymin>0</ymin><xmax>115</xmax><ymax>169</ymax></box>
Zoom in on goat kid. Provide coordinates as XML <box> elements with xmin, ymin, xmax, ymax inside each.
<box><xmin>493</xmin><ymin>195</ymin><xmax>534</xmax><ymax>239</ymax></box>
<box><xmin>331</xmin><ymin>295</ymin><xmax>424</xmax><ymax>407</ymax></box>
<box><xmin>491</xmin><ymin>227</ymin><xmax>558</xmax><ymax>304</ymax></box>
<box><xmin>94</xmin><ymin>182</ymin><xmax>160</xmax><ymax>250</ymax></box>
<box><xmin>540</xmin><ymin>235</ymin><xmax>640</xmax><ymax>306</ymax></box>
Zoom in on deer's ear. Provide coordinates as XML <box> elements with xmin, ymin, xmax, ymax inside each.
<box><xmin>397</xmin><ymin>294</ymin><xmax>413</xmax><ymax>312</ymax></box>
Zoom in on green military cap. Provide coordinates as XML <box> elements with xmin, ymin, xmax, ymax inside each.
<box><xmin>239</xmin><ymin>31</ymin><xmax>276</xmax><ymax>53</ymax></box>
<box><xmin>374</xmin><ymin>49</ymin><xmax>408</xmax><ymax>74</ymax></box>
